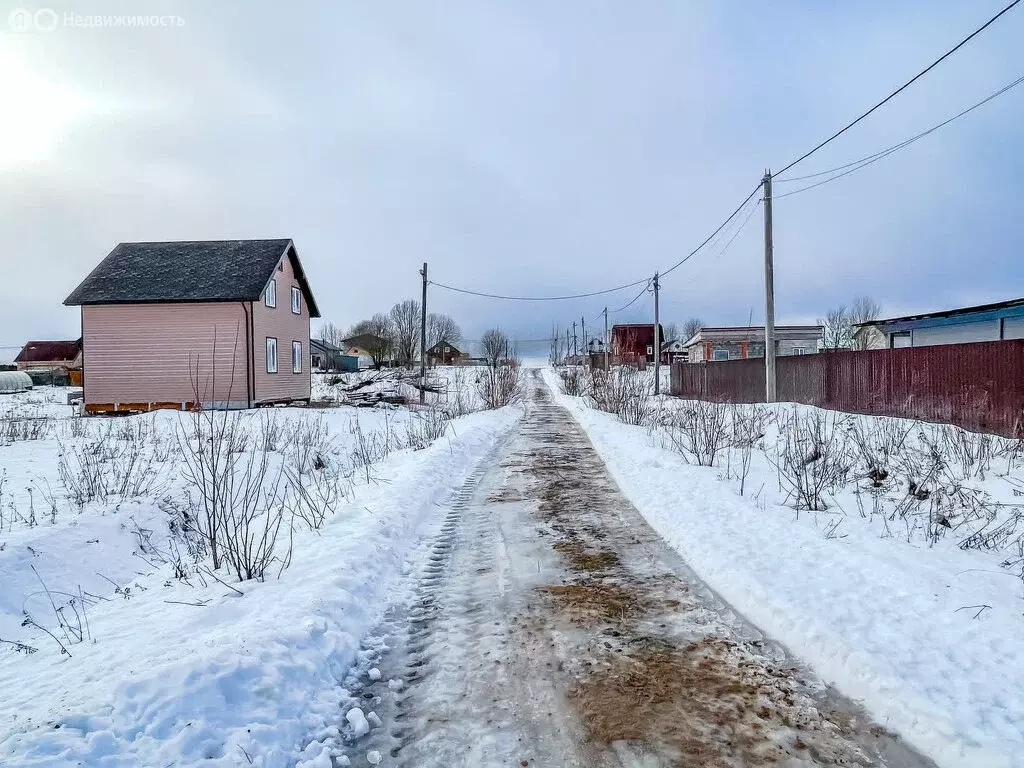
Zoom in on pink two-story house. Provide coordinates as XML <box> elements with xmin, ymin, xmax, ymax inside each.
<box><xmin>64</xmin><ymin>239</ymin><xmax>320</xmax><ymax>413</ymax></box>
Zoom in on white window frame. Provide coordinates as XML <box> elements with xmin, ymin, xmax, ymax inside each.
<box><xmin>265</xmin><ymin>278</ymin><xmax>277</xmax><ymax>308</ymax></box>
<box><xmin>266</xmin><ymin>337</ymin><xmax>278</xmax><ymax>373</ymax></box>
<box><xmin>292</xmin><ymin>341</ymin><xmax>302</xmax><ymax>373</ymax></box>
<box><xmin>291</xmin><ymin>286</ymin><xmax>301</xmax><ymax>314</ymax></box>
<box><xmin>792</xmin><ymin>347</ymin><xmax>807</xmax><ymax>355</ymax></box>
<box><xmin>712</xmin><ymin>349</ymin><xmax>730</xmax><ymax>361</ymax></box>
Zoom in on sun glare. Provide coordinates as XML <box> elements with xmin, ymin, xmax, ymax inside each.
<box><xmin>0</xmin><ymin>48</ymin><xmax>94</xmax><ymax>169</ymax></box>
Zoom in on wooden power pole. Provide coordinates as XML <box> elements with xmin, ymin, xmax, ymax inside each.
<box><xmin>419</xmin><ymin>262</ymin><xmax>427</xmax><ymax>405</ymax></box>
<box><xmin>762</xmin><ymin>172</ymin><xmax>777</xmax><ymax>403</ymax></box>
<box><xmin>581</xmin><ymin>315</ymin><xmax>587</xmax><ymax>365</ymax></box>
<box><xmin>603</xmin><ymin>307</ymin><xmax>609</xmax><ymax>371</ymax></box>
<box><xmin>653</xmin><ymin>272</ymin><xmax>661</xmax><ymax>395</ymax></box>
<box><xmin>572</xmin><ymin>321</ymin><xmax>578</xmax><ymax>360</ymax></box>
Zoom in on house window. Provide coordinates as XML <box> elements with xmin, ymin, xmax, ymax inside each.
<box><xmin>292</xmin><ymin>341</ymin><xmax>302</xmax><ymax>373</ymax></box>
<box><xmin>712</xmin><ymin>349</ymin><xmax>730</xmax><ymax>361</ymax></box>
<box><xmin>792</xmin><ymin>347</ymin><xmax>807</xmax><ymax>355</ymax></box>
<box><xmin>291</xmin><ymin>286</ymin><xmax>301</xmax><ymax>314</ymax></box>
<box><xmin>265</xmin><ymin>279</ymin><xmax>277</xmax><ymax>308</ymax></box>
<box><xmin>266</xmin><ymin>337</ymin><xmax>278</xmax><ymax>373</ymax></box>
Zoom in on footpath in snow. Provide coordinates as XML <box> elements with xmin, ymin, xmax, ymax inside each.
<box><xmin>543</xmin><ymin>368</ymin><xmax>1024</xmax><ymax>768</ymax></box>
<box><xmin>0</xmin><ymin>402</ymin><xmax>519</xmax><ymax>768</ymax></box>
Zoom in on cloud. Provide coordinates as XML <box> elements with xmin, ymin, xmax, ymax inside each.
<box><xmin>0</xmin><ymin>0</ymin><xmax>1021</xmax><ymax>351</ymax></box>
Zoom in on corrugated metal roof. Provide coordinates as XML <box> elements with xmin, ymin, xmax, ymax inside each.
<box><xmin>854</xmin><ymin>297</ymin><xmax>1024</xmax><ymax>328</ymax></box>
<box><xmin>14</xmin><ymin>340</ymin><xmax>81</xmax><ymax>363</ymax></box>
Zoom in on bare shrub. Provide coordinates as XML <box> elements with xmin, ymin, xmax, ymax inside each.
<box><xmin>588</xmin><ymin>367</ymin><xmax>652</xmax><ymax>426</ymax></box>
<box><xmin>405</xmin><ymin>408</ymin><xmax>451</xmax><ymax>449</ymax></box>
<box><xmin>58</xmin><ymin>424</ymin><xmax>165</xmax><ymax>508</ymax></box>
<box><xmin>559</xmin><ymin>366</ymin><xmax>587</xmax><ymax>397</ymax></box>
<box><xmin>0</xmin><ymin>415</ymin><xmax>50</xmax><ymax>444</ymax></box>
<box><xmin>770</xmin><ymin>409</ymin><xmax>852</xmax><ymax>511</ymax></box>
<box><xmin>177</xmin><ymin>409</ymin><xmax>291</xmax><ymax>580</ymax></box>
<box><xmin>476</xmin><ymin>363</ymin><xmax>523</xmax><ymax>409</ymax></box>
<box><xmin>662</xmin><ymin>400</ymin><xmax>731</xmax><ymax>467</ymax></box>
<box><xmin>439</xmin><ymin>367</ymin><xmax>476</xmax><ymax>419</ymax></box>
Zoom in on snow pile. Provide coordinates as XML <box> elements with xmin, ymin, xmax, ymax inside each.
<box><xmin>0</xmin><ymin>398</ymin><xmax>519</xmax><ymax>766</ymax></box>
<box><xmin>544</xmin><ymin>367</ymin><xmax>1024</xmax><ymax>768</ymax></box>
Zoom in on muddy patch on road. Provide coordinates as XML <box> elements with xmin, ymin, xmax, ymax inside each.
<box><xmin>523</xmin><ymin>398</ymin><xmax>931</xmax><ymax>768</ymax></box>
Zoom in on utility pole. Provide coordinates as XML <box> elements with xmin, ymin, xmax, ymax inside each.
<box><xmin>572</xmin><ymin>321</ymin><xmax>578</xmax><ymax>360</ymax></box>
<box><xmin>762</xmin><ymin>171</ymin><xmax>777</xmax><ymax>403</ymax></box>
<box><xmin>581</xmin><ymin>316</ymin><xmax>587</xmax><ymax>366</ymax></box>
<box><xmin>566</xmin><ymin>327</ymin><xmax>570</xmax><ymax>363</ymax></box>
<box><xmin>603</xmin><ymin>307</ymin><xmax>609</xmax><ymax>371</ymax></box>
<box><xmin>419</xmin><ymin>262</ymin><xmax>427</xmax><ymax>405</ymax></box>
<box><xmin>653</xmin><ymin>272</ymin><xmax>661</xmax><ymax>395</ymax></box>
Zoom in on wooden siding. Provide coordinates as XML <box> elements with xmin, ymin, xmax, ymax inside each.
<box><xmin>82</xmin><ymin>303</ymin><xmax>249</xmax><ymax>408</ymax></box>
<box><xmin>251</xmin><ymin>253</ymin><xmax>311</xmax><ymax>403</ymax></box>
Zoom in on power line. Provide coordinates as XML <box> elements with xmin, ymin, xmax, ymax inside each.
<box><xmin>774</xmin><ymin>72</ymin><xmax>1024</xmax><ymax>199</ymax></box>
<box><xmin>660</xmin><ymin>183</ymin><xmax>763</xmax><ymax>278</ymax></box>
<box><xmin>776</xmin><ymin>0</ymin><xmax>1022</xmax><ymax>177</ymax></box>
<box><xmin>427</xmin><ymin>276</ymin><xmax>649</xmax><ymax>302</ymax></box>
<box><xmin>611</xmin><ymin>281</ymin><xmax>652</xmax><ymax>314</ymax></box>
<box><xmin>717</xmin><ymin>197</ymin><xmax>761</xmax><ymax>255</ymax></box>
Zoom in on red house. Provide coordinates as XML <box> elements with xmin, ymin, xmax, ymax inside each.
<box><xmin>610</xmin><ymin>323</ymin><xmax>664</xmax><ymax>363</ymax></box>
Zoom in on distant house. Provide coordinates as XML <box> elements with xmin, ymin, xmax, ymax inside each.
<box><xmin>15</xmin><ymin>339</ymin><xmax>82</xmax><ymax>372</ymax></box>
<box><xmin>341</xmin><ymin>333</ymin><xmax>389</xmax><ymax>367</ymax></box>
<box><xmin>64</xmin><ymin>239</ymin><xmax>319</xmax><ymax>413</ymax></box>
<box><xmin>682</xmin><ymin>326</ymin><xmax>823</xmax><ymax>363</ymax></box>
<box><xmin>660</xmin><ymin>339</ymin><xmax>688</xmax><ymax>364</ymax></box>
<box><xmin>611</xmin><ymin>324</ymin><xmax>665</xmax><ymax>363</ymax></box>
<box><xmin>310</xmin><ymin>338</ymin><xmax>345</xmax><ymax>371</ymax></box>
<box><xmin>853</xmin><ymin>297</ymin><xmax>1024</xmax><ymax>349</ymax></box>
<box><xmin>425</xmin><ymin>341</ymin><xmax>465</xmax><ymax>366</ymax></box>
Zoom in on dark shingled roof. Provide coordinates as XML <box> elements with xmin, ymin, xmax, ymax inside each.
<box><xmin>63</xmin><ymin>239</ymin><xmax>320</xmax><ymax>317</ymax></box>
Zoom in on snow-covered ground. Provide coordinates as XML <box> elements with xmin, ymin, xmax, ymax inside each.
<box><xmin>312</xmin><ymin>366</ymin><xmax>487</xmax><ymax>415</ymax></box>
<box><xmin>0</xmin><ymin>384</ymin><xmax>520</xmax><ymax>767</ymax></box>
<box><xmin>544</xmin><ymin>367</ymin><xmax>1024</xmax><ymax>768</ymax></box>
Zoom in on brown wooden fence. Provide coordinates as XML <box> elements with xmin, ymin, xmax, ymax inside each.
<box><xmin>670</xmin><ymin>341</ymin><xmax>1024</xmax><ymax>436</ymax></box>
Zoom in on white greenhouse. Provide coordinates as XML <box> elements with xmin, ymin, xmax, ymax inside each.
<box><xmin>0</xmin><ymin>370</ymin><xmax>33</xmax><ymax>394</ymax></box>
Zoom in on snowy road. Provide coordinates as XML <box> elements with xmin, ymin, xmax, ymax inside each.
<box><xmin>338</xmin><ymin>375</ymin><xmax>936</xmax><ymax>767</ymax></box>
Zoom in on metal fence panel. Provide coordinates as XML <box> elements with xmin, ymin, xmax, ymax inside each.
<box><xmin>670</xmin><ymin>341</ymin><xmax>1024</xmax><ymax>436</ymax></box>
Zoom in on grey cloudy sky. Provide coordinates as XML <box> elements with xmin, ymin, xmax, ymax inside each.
<box><xmin>1</xmin><ymin>0</ymin><xmax>1022</xmax><ymax>360</ymax></box>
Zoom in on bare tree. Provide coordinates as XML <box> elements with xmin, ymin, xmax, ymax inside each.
<box><xmin>317</xmin><ymin>321</ymin><xmax>344</xmax><ymax>348</ymax></box>
<box><xmin>849</xmin><ymin>296</ymin><xmax>882</xmax><ymax>350</ymax></box>
<box><xmin>682</xmin><ymin>317</ymin><xmax>704</xmax><ymax>342</ymax></box>
<box><xmin>820</xmin><ymin>305</ymin><xmax>850</xmax><ymax>349</ymax></box>
<box><xmin>389</xmin><ymin>300</ymin><xmax>420</xmax><ymax>368</ymax></box>
<box><xmin>480</xmin><ymin>329</ymin><xmax>509</xmax><ymax>369</ymax></box>
<box><xmin>426</xmin><ymin>313</ymin><xmax>462</xmax><ymax>350</ymax></box>
<box><xmin>663</xmin><ymin>322</ymin><xmax>680</xmax><ymax>343</ymax></box>
<box><xmin>348</xmin><ymin>314</ymin><xmax>393</xmax><ymax>368</ymax></box>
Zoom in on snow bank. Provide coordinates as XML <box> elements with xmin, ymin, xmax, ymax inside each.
<box><xmin>0</xmin><ymin>405</ymin><xmax>518</xmax><ymax>767</ymax></box>
<box><xmin>544</xmin><ymin>368</ymin><xmax>1024</xmax><ymax>768</ymax></box>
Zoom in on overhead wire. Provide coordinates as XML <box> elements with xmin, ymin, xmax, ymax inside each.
<box><xmin>610</xmin><ymin>280</ymin><xmax>653</xmax><ymax>314</ymax></box>
<box><xmin>771</xmin><ymin>72</ymin><xmax>1024</xmax><ymax>199</ymax></box>
<box><xmin>427</xmin><ymin>3</ymin><xmax>1022</xmax><ymax>304</ymax></box>
<box><xmin>427</xmin><ymin>276</ymin><xmax>649</xmax><ymax>302</ymax></box>
<box><xmin>659</xmin><ymin>182</ymin><xmax>762</xmax><ymax>278</ymax></box>
<box><xmin>775</xmin><ymin>0</ymin><xmax>1021</xmax><ymax>177</ymax></box>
